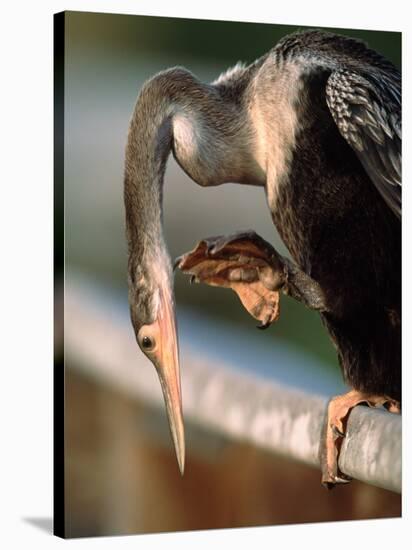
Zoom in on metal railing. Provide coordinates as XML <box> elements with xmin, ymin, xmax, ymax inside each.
<box><xmin>64</xmin><ymin>275</ymin><xmax>401</xmax><ymax>494</ymax></box>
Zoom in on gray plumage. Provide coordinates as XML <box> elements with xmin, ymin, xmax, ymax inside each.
<box><xmin>124</xmin><ymin>30</ymin><xmax>401</xmax><ymax>479</ymax></box>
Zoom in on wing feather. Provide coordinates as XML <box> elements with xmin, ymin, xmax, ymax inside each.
<box><xmin>326</xmin><ymin>70</ymin><xmax>401</xmax><ymax>217</ymax></box>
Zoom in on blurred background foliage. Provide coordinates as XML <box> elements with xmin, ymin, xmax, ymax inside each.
<box><xmin>61</xmin><ymin>11</ymin><xmax>401</xmax><ymax>537</ymax></box>
<box><xmin>66</xmin><ymin>11</ymin><xmax>401</xmax><ymax>66</ymax></box>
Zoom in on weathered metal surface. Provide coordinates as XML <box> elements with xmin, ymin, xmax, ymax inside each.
<box><xmin>340</xmin><ymin>406</ymin><xmax>401</xmax><ymax>493</ymax></box>
<box><xmin>64</xmin><ymin>277</ymin><xmax>401</xmax><ymax>493</ymax></box>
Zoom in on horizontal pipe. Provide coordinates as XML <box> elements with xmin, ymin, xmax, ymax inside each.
<box><xmin>64</xmin><ymin>276</ymin><xmax>401</xmax><ymax>493</ymax></box>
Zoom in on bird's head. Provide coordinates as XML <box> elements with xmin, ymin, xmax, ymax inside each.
<box><xmin>128</xmin><ymin>251</ymin><xmax>185</xmax><ymax>475</ymax></box>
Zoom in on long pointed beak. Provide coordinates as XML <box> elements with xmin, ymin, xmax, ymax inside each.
<box><xmin>153</xmin><ymin>287</ymin><xmax>185</xmax><ymax>475</ymax></box>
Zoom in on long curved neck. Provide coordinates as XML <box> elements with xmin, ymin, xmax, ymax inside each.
<box><xmin>123</xmin><ymin>66</ymin><xmax>264</xmax><ymax>473</ymax></box>
<box><xmin>124</xmin><ymin>67</ymin><xmax>262</xmax><ymax>282</ymax></box>
<box><xmin>124</xmin><ymin>71</ymin><xmax>177</xmax><ymax>271</ymax></box>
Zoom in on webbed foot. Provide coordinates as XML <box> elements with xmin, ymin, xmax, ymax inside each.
<box><xmin>320</xmin><ymin>389</ymin><xmax>401</xmax><ymax>489</ymax></box>
<box><xmin>175</xmin><ymin>229</ymin><xmax>329</xmax><ymax>322</ymax></box>
<box><xmin>174</xmin><ymin>230</ymin><xmax>285</xmax><ymax>328</ymax></box>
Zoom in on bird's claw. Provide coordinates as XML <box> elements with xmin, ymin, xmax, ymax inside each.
<box><xmin>331</xmin><ymin>424</ymin><xmax>345</xmax><ymax>438</ymax></box>
<box><xmin>320</xmin><ymin>389</ymin><xmax>401</xmax><ymax>488</ymax></box>
<box><xmin>173</xmin><ymin>255</ymin><xmax>183</xmax><ymax>271</ymax></box>
<box><xmin>256</xmin><ymin>322</ymin><xmax>271</xmax><ymax>330</ymax></box>
<box><xmin>383</xmin><ymin>399</ymin><xmax>401</xmax><ymax>413</ymax></box>
<box><xmin>322</xmin><ymin>473</ymin><xmax>352</xmax><ymax>490</ymax></box>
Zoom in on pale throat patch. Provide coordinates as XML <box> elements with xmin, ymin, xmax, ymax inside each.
<box><xmin>172</xmin><ymin>113</ymin><xmax>199</xmax><ymax>163</ymax></box>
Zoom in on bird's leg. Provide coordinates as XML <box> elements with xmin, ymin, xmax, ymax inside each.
<box><xmin>320</xmin><ymin>390</ymin><xmax>401</xmax><ymax>488</ymax></box>
<box><xmin>175</xmin><ymin>230</ymin><xmax>328</xmax><ymax>329</ymax></box>
<box><xmin>281</xmin><ymin>257</ymin><xmax>328</xmax><ymax>312</ymax></box>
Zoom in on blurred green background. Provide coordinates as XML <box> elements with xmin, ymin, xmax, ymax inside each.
<box><xmin>61</xmin><ymin>11</ymin><xmax>401</xmax><ymax>538</ymax></box>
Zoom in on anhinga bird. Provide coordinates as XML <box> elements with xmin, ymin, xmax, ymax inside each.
<box><xmin>124</xmin><ymin>30</ymin><xmax>401</xmax><ymax>486</ymax></box>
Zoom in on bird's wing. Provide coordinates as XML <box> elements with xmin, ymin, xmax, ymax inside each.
<box><xmin>325</xmin><ymin>70</ymin><xmax>401</xmax><ymax>217</ymax></box>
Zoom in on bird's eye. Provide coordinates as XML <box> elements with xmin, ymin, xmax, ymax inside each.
<box><xmin>141</xmin><ymin>335</ymin><xmax>154</xmax><ymax>351</ymax></box>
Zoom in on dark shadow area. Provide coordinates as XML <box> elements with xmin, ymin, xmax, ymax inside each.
<box><xmin>23</xmin><ymin>517</ymin><xmax>53</xmax><ymax>534</ymax></box>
